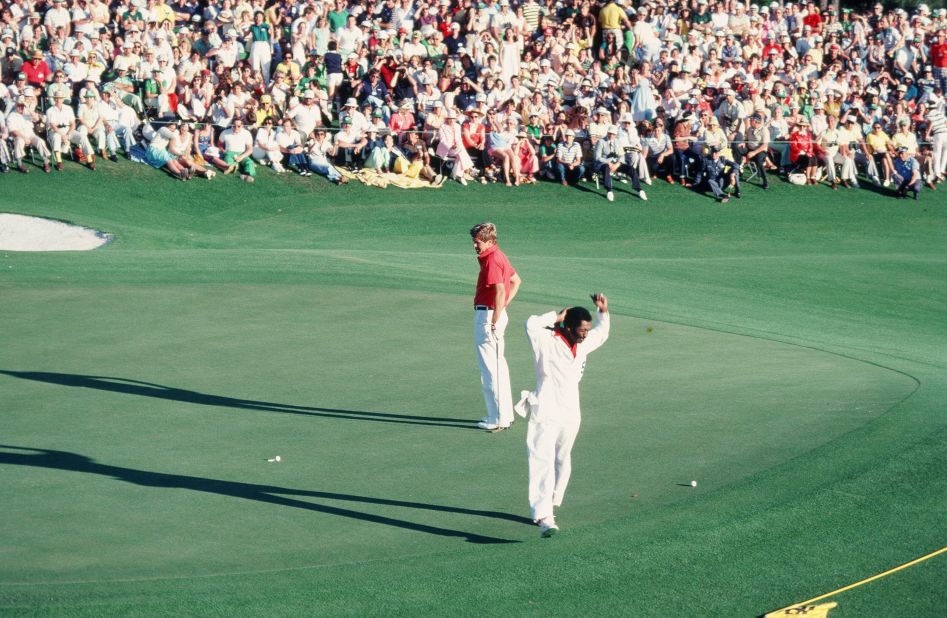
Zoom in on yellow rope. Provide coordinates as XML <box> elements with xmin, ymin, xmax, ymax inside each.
<box><xmin>770</xmin><ymin>545</ymin><xmax>947</xmax><ymax>614</ymax></box>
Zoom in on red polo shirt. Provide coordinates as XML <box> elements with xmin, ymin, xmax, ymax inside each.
<box><xmin>474</xmin><ymin>244</ymin><xmax>516</xmax><ymax>308</ymax></box>
<box><xmin>21</xmin><ymin>59</ymin><xmax>51</xmax><ymax>87</ymax></box>
<box><xmin>931</xmin><ymin>42</ymin><xmax>947</xmax><ymax>69</ymax></box>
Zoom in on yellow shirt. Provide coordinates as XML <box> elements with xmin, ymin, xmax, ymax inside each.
<box><xmin>865</xmin><ymin>131</ymin><xmax>890</xmax><ymax>154</ymax></box>
<box><xmin>599</xmin><ymin>3</ymin><xmax>624</xmax><ymax>30</ymax></box>
<box><xmin>154</xmin><ymin>2</ymin><xmax>175</xmax><ymax>25</ymax></box>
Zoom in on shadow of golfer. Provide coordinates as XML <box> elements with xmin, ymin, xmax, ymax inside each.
<box><xmin>0</xmin><ymin>370</ymin><xmax>476</xmax><ymax>430</ymax></box>
<box><xmin>0</xmin><ymin>445</ymin><xmax>529</xmax><ymax>544</ymax></box>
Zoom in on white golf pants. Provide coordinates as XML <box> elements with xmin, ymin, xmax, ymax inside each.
<box><xmin>932</xmin><ymin>133</ymin><xmax>947</xmax><ymax>178</ymax></box>
<box><xmin>474</xmin><ymin>308</ymin><xmax>513</xmax><ymax>426</ymax></box>
<box><xmin>527</xmin><ymin>419</ymin><xmax>580</xmax><ymax>521</ymax></box>
<box><xmin>823</xmin><ymin>151</ymin><xmax>856</xmax><ymax>183</ymax></box>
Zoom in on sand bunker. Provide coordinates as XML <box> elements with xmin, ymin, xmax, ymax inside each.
<box><xmin>0</xmin><ymin>213</ymin><xmax>112</xmax><ymax>251</ymax></box>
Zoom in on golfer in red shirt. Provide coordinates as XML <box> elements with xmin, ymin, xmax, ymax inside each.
<box><xmin>470</xmin><ymin>222</ymin><xmax>522</xmax><ymax>431</ymax></box>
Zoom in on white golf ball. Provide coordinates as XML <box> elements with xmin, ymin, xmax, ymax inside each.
<box><xmin>690</xmin><ymin>480</ymin><xmax>697</xmax><ymax>487</ymax></box>
<box><xmin>275</xmin><ymin>456</ymin><xmax>281</xmax><ymax>462</ymax></box>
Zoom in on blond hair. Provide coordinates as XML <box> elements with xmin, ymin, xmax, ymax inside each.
<box><xmin>469</xmin><ymin>222</ymin><xmax>497</xmax><ymax>242</ymax></box>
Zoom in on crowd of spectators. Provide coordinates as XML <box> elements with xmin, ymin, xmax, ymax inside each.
<box><xmin>1</xmin><ymin>0</ymin><xmax>945</xmax><ymax>200</ymax></box>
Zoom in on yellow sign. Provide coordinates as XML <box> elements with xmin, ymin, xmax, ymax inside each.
<box><xmin>764</xmin><ymin>601</ymin><xmax>837</xmax><ymax>618</ymax></box>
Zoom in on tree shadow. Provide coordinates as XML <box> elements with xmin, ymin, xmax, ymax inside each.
<box><xmin>0</xmin><ymin>370</ymin><xmax>477</xmax><ymax>430</ymax></box>
<box><xmin>0</xmin><ymin>445</ymin><xmax>529</xmax><ymax>544</ymax></box>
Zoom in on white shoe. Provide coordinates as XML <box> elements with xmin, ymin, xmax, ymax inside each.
<box><xmin>639</xmin><ymin>190</ymin><xmax>648</xmax><ymax>201</ymax></box>
<box><xmin>433</xmin><ymin>173</ymin><xmax>444</xmax><ymax>186</ymax></box>
<box><xmin>619</xmin><ymin>177</ymin><xmax>628</xmax><ymax>184</ymax></box>
<box><xmin>606</xmin><ymin>190</ymin><xmax>614</xmax><ymax>202</ymax></box>
<box><xmin>882</xmin><ymin>179</ymin><xmax>891</xmax><ymax>187</ymax></box>
<box><xmin>538</xmin><ymin>517</ymin><xmax>559</xmax><ymax>538</ymax></box>
<box><xmin>205</xmin><ymin>170</ymin><xmax>216</xmax><ymax>180</ymax></box>
<box><xmin>459</xmin><ymin>176</ymin><xmax>468</xmax><ymax>186</ymax></box>
<box><xmin>644</xmin><ymin>177</ymin><xmax>653</xmax><ymax>186</ymax></box>
<box><xmin>477</xmin><ymin>420</ymin><xmax>510</xmax><ymax>432</ymax></box>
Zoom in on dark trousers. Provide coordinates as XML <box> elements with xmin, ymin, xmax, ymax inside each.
<box><xmin>647</xmin><ymin>154</ymin><xmax>672</xmax><ymax>178</ymax></box>
<box><xmin>622</xmin><ymin>153</ymin><xmax>643</xmax><ymax>191</ymax></box>
<box><xmin>707</xmin><ymin>172</ymin><xmax>739</xmax><ymax>198</ymax></box>
<box><xmin>736</xmin><ymin>147</ymin><xmax>769</xmax><ymax>186</ymax></box>
<box><xmin>896</xmin><ymin>176</ymin><xmax>921</xmax><ymax>196</ymax></box>
<box><xmin>336</xmin><ymin>146</ymin><xmax>365</xmax><ymax>169</ymax></box>
<box><xmin>556</xmin><ymin>161</ymin><xmax>586</xmax><ymax>184</ymax></box>
<box><xmin>673</xmin><ymin>149</ymin><xmax>698</xmax><ymax>180</ymax></box>
<box><xmin>594</xmin><ymin>162</ymin><xmax>615</xmax><ymax>191</ymax></box>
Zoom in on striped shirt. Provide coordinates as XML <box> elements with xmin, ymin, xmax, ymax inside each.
<box><xmin>928</xmin><ymin>108</ymin><xmax>946</xmax><ymax>136</ymax></box>
<box><xmin>521</xmin><ymin>0</ymin><xmax>541</xmax><ymax>33</ymax></box>
<box><xmin>556</xmin><ymin>141</ymin><xmax>582</xmax><ymax>164</ymax></box>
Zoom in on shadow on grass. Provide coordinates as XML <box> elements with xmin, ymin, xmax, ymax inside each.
<box><xmin>0</xmin><ymin>370</ymin><xmax>477</xmax><ymax>430</ymax></box>
<box><xmin>0</xmin><ymin>445</ymin><xmax>528</xmax><ymax>544</ymax></box>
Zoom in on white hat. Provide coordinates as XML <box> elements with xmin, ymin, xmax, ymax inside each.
<box><xmin>344</xmin><ymin>97</ymin><xmax>357</xmax><ymax>106</ymax></box>
<box><xmin>619</xmin><ymin>113</ymin><xmax>633</xmax><ymax>123</ymax></box>
<box><xmin>303</xmin><ymin>90</ymin><xmax>316</xmax><ymax>98</ymax></box>
<box><xmin>540</xmin><ymin>58</ymin><xmax>551</xmax><ymax>67</ymax></box>
<box><xmin>446</xmin><ymin>110</ymin><xmax>457</xmax><ymax>119</ymax></box>
<box><xmin>607</xmin><ymin>125</ymin><xmax>618</xmax><ymax>134</ymax></box>
<box><xmin>564</xmin><ymin>129</ymin><xmax>575</xmax><ymax>137</ymax></box>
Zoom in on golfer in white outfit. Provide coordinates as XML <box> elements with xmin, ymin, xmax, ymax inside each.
<box><xmin>520</xmin><ymin>294</ymin><xmax>610</xmax><ymax>537</ymax></box>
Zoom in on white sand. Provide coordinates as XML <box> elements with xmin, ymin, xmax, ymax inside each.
<box><xmin>0</xmin><ymin>213</ymin><xmax>112</xmax><ymax>252</ymax></box>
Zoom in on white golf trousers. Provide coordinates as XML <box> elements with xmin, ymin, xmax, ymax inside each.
<box><xmin>474</xmin><ymin>308</ymin><xmax>513</xmax><ymax>426</ymax></box>
<box><xmin>527</xmin><ymin>419</ymin><xmax>580</xmax><ymax>521</ymax></box>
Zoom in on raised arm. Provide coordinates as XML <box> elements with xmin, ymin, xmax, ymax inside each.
<box><xmin>581</xmin><ymin>293</ymin><xmax>610</xmax><ymax>353</ymax></box>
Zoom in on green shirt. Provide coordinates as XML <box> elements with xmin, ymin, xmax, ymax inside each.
<box><xmin>249</xmin><ymin>23</ymin><xmax>270</xmax><ymax>43</ymax></box>
<box><xmin>327</xmin><ymin>10</ymin><xmax>348</xmax><ymax>32</ymax></box>
<box><xmin>691</xmin><ymin>12</ymin><xmax>711</xmax><ymax>26</ymax></box>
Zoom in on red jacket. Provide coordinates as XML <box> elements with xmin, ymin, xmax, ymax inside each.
<box><xmin>789</xmin><ymin>129</ymin><xmax>813</xmax><ymax>162</ymax></box>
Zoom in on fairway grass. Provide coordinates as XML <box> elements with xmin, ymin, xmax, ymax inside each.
<box><xmin>1</xmin><ymin>164</ymin><xmax>945</xmax><ymax>616</ymax></box>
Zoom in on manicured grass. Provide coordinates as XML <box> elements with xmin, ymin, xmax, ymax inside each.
<box><xmin>1</xmin><ymin>161</ymin><xmax>945</xmax><ymax>616</ymax></box>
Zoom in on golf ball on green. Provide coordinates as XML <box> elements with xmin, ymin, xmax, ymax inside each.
<box><xmin>690</xmin><ymin>480</ymin><xmax>697</xmax><ymax>487</ymax></box>
<box><xmin>275</xmin><ymin>456</ymin><xmax>281</xmax><ymax>462</ymax></box>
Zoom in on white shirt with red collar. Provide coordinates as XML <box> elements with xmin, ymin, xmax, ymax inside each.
<box><xmin>524</xmin><ymin>309</ymin><xmax>610</xmax><ymax>426</ymax></box>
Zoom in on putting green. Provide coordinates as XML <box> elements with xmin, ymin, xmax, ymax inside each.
<box><xmin>0</xmin><ymin>282</ymin><xmax>915</xmax><ymax>583</ymax></box>
<box><xmin>0</xmin><ymin>162</ymin><xmax>943</xmax><ymax>616</ymax></box>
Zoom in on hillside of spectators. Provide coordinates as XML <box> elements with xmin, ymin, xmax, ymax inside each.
<box><xmin>1</xmin><ymin>0</ymin><xmax>944</xmax><ymax>200</ymax></box>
